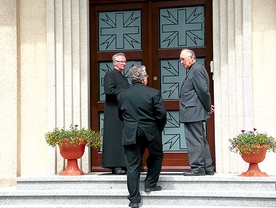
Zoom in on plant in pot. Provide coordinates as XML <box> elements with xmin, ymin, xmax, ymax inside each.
<box><xmin>45</xmin><ymin>124</ymin><xmax>101</xmax><ymax>176</ymax></box>
<box><xmin>229</xmin><ymin>128</ymin><xmax>276</xmax><ymax>177</ymax></box>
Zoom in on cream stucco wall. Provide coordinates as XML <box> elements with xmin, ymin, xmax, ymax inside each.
<box><xmin>0</xmin><ymin>0</ymin><xmax>48</xmax><ymax>188</ymax></box>
<box><xmin>252</xmin><ymin>0</ymin><xmax>276</xmax><ymax>173</ymax></box>
<box><xmin>1</xmin><ymin>0</ymin><xmax>90</xmax><ymax>188</ymax></box>
<box><xmin>0</xmin><ymin>0</ymin><xmax>18</xmax><ymax>187</ymax></box>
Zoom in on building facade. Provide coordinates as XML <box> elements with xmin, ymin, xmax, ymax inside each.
<box><xmin>1</xmin><ymin>0</ymin><xmax>276</xmax><ymax>187</ymax></box>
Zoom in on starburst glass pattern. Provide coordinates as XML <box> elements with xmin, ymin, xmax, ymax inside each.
<box><xmin>98</xmin><ymin>60</ymin><xmax>142</xmax><ymax>101</ymax></box>
<box><xmin>160</xmin><ymin>6</ymin><xmax>205</xmax><ymax>48</ymax></box>
<box><xmin>99</xmin><ymin>110</ymin><xmax>186</xmax><ymax>152</ymax></box>
<box><xmin>99</xmin><ymin>10</ymin><xmax>141</xmax><ymax>51</ymax></box>
<box><xmin>161</xmin><ymin>58</ymin><xmax>205</xmax><ymax>100</ymax></box>
<box><xmin>100</xmin><ymin>110</ymin><xmax>205</xmax><ymax>152</ymax></box>
<box><xmin>162</xmin><ymin>111</ymin><xmax>187</xmax><ymax>151</ymax></box>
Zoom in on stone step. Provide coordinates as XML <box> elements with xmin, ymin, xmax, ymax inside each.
<box><xmin>2</xmin><ymin>206</ymin><xmax>272</xmax><ymax>208</ymax></box>
<box><xmin>0</xmin><ymin>174</ymin><xmax>276</xmax><ymax>207</ymax></box>
<box><xmin>15</xmin><ymin>173</ymin><xmax>276</xmax><ymax>192</ymax></box>
<box><xmin>1</xmin><ymin>186</ymin><xmax>276</xmax><ymax>207</ymax></box>
<box><xmin>3</xmin><ymin>206</ymin><xmax>276</xmax><ymax>208</ymax></box>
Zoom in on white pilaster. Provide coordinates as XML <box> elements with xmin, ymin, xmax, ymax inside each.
<box><xmin>213</xmin><ymin>0</ymin><xmax>253</xmax><ymax>174</ymax></box>
<box><xmin>213</xmin><ymin>0</ymin><xmax>276</xmax><ymax>175</ymax></box>
<box><xmin>46</xmin><ymin>0</ymin><xmax>90</xmax><ymax>174</ymax></box>
<box><xmin>0</xmin><ymin>0</ymin><xmax>18</xmax><ymax>184</ymax></box>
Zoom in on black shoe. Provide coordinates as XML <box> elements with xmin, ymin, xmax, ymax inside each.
<box><xmin>112</xmin><ymin>168</ymin><xmax>126</xmax><ymax>175</ymax></box>
<box><xmin>144</xmin><ymin>185</ymin><xmax>162</xmax><ymax>192</ymax></box>
<box><xmin>183</xmin><ymin>172</ymin><xmax>206</xmax><ymax>176</ymax></box>
<box><xmin>129</xmin><ymin>202</ymin><xmax>139</xmax><ymax>208</ymax></box>
<box><xmin>206</xmin><ymin>171</ymin><xmax>214</xmax><ymax>175</ymax></box>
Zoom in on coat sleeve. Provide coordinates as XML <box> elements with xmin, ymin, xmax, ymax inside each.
<box><xmin>153</xmin><ymin>91</ymin><xmax>167</xmax><ymax>132</ymax></box>
<box><xmin>104</xmin><ymin>72</ymin><xmax>122</xmax><ymax>95</ymax></box>
<box><xmin>192</xmin><ymin>67</ymin><xmax>212</xmax><ymax>112</ymax></box>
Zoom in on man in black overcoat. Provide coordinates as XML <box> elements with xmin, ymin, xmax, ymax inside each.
<box><xmin>118</xmin><ymin>65</ymin><xmax>167</xmax><ymax>208</ymax></box>
<box><xmin>102</xmin><ymin>52</ymin><xmax>130</xmax><ymax>174</ymax></box>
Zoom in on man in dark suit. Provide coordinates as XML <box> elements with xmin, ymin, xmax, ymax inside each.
<box><xmin>179</xmin><ymin>49</ymin><xmax>215</xmax><ymax>176</ymax></box>
<box><xmin>102</xmin><ymin>52</ymin><xmax>130</xmax><ymax>174</ymax></box>
<box><xmin>118</xmin><ymin>65</ymin><xmax>167</xmax><ymax>208</ymax></box>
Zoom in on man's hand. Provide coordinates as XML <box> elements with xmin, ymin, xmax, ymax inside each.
<box><xmin>208</xmin><ymin>105</ymin><xmax>215</xmax><ymax>115</ymax></box>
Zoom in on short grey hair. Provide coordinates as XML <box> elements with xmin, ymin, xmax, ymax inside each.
<box><xmin>112</xmin><ymin>53</ymin><xmax>125</xmax><ymax>61</ymax></box>
<box><xmin>129</xmin><ymin>65</ymin><xmax>147</xmax><ymax>83</ymax></box>
<box><xmin>181</xmin><ymin>49</ymin><xmax>196</xmax><ymax>59</ymax></box>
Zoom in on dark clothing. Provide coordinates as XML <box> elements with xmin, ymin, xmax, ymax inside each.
<box><xmin>124</xmin><ymin>130</ymin><xmax>163</xmax><ymax>203</ymax></box>
<box><xmin>184</xmin><ymin>121</ymin><xmax>213</xmax><ymax>173</ymax></box>
<box><xmin>179</xmin><ymin>61</ymin><xmax>213</xmax><ymax>174</ymax></box>
<box><xmin>118</xmin><ymin>83</ymin><xmax>167</xmax><ymax>146</ymax></box>
<box><xmin>102</xmin><ymin>69</ymin><xmax>130</xmax><ymax>169</ymax></box>
<box><xmin>179</xmin><ymin>62</ymin><xmax>211</xmax><ymax>123</ymax></box>
<box><xmin>118</xmin><ymin>82</ymin><xmax>167</xmax><ymax>204</ymax></box>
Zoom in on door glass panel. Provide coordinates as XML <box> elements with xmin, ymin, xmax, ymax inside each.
<box><xmin>162</xmin><ymin>110</ymin><xmax>186</xmax><ymax>151</ymax></box>
<box><xmin>98</xmin><ymin>10</ymin><xmax>141</xmax><ymax>51</ymax></box>
<box><xmin>160</xmin><ymin>58</ymin><xmax>205</xmax><ymax>100</ymax></box>
<box><xmin>98</xmin><ymin>60</ymin><xmax>141</xmax><ymax>149</ymax></box>
<box><xmin>160</xmin><ymin>6</ymin><xmax>205</xmax><ymax>48</ymax></box>
<box><xmin>161</xmin><ymin>58</ymin><xmax>205</xmax><ymax>152</ymax></box>
<box><xmin>99</xmin><ymin>60</ymin><xmax>142</xmax><ymax>101</ymax></box>
<box><xmin>162</xmin><ymin>111</ymin><xmax>206</xmax><ymax>152</ymax></box>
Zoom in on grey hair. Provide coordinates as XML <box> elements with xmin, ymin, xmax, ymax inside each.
<box><xmin>112</xmin><ymin>53</ymin><xmax>125</xmax><ymax>61</ymax></box>
<box><xmin>181</xmin><ymin>49</ymin><xmax>196</xmax><ymax>59</ymax></box>
<box><xmin>129</xmin><ymin>65</ymin><xmax>147</xmax><ymax>83</ymax></box>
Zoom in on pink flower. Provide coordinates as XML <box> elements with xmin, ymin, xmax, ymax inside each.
<box><xmin>74</xmin><ymin>124</ymin><xmax>78</xmax><ymax>127</ymax></box>
<box><xmin>241</xmin><ymin>130</ymin><xmax>245</xmax><ymax>133</ymax></box>
<box><xmin>253</xmin><ymin>128</ymin><xmax>257</xmax><ymax>131</ymax></box>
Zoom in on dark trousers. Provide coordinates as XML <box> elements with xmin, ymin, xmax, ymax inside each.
<box><xmin>184</xmin><ymin>121</ymin><xmax>213</xmax><ymax>173</ymax></box>
<box><xmin>124</xmin><ymin>129</ymin><xmax>163</xmax><ymax>203</ymax></box>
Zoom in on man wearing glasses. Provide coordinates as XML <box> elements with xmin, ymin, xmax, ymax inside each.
<box><xmin>102</xmin><ymin>52</ymin><xmax>130</xmax><ymax>174</ymax></box>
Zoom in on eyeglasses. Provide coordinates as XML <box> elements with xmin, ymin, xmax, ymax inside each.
<box><xmin>144</xmin><ymin>75</ymin><xmax>149</xmax><ymax>78</ymax></box>
<box><xmin>115</xmin><ymin>60</ymin><xmax>126</xmax><ymax>64</ymax></box>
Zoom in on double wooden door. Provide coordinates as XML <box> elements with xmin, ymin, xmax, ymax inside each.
<box><xmin>90</xmin><ymin>0</ymin><xmax>214</xmax><ymax>172</ymax></box>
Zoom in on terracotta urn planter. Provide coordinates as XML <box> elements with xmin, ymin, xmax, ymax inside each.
<box><xmin>45</xmin><ymin>124</ymin><xmax>101</xmax><ymax>176</ymax></box>
<box><xmin>229</xmin><ymin>128</ymin><xmax>276</xmax><ymax>177</ymax></box>
<box><xmin>58</xmin><ymin>140</ymin><xmax>86</xmax><ymax>176</ymax></box>
<box><xmin>240</xmin><ymin>147</ymin><xmax>268</xmax><ymax>177</ymax></box>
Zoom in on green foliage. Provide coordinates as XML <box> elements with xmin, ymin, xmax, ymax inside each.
<box><xmin>45</xmin><ymin>124</ymin><xmax>101</xmax><ymax>149</ymax></box>
<box><xmin>229</xmin><ymin>128</ymin><xmax>276</xmax><ymax>154</ymax></box>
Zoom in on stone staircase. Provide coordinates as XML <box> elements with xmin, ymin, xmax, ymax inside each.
<box><xmin>0</xmin><ymin>172</ymin><xmax>276</xmax><ymax>208</ymax></box>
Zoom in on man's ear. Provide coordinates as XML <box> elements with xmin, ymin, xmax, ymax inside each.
<box><xmin>141</xmin><ymin>77</ymin><xmax>147</xmax><ymax>85</ymax></box>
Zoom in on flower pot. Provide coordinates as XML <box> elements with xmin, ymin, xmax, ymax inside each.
<box><xmin>240</xmin><ymin>147</ymin><xmax>268</xmax><ymax>177</ymax></box>
<box><xmin>58</xmin><ymin>140</ymin><xmax>86</xmax><ymax>176</ymax></box>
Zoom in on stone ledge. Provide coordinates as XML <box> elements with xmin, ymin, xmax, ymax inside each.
<box><xmin>0</xmin><ymin>179</ymin><xmax>16</xmax><ymax>189</ymax></box>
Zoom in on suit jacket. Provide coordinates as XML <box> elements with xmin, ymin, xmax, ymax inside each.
<box><xmin>118</xmin><ymin>83</ymin><xmax>167</xmax><ymax>146</ymax></box>
<box><xmin>179</xmin><ymin>61</ymin><xmax>212</xmax><ymax>123</ymax></box>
